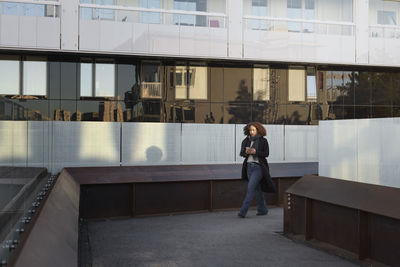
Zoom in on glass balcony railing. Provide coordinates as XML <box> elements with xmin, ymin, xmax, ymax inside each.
<box><xmin>79</xmin><ymin>3</ymin><xmax>226</xmax><ymax>29</ymax></box>
<box><xmin>243</xmin><ymin>16</ymin><xmax>355</xmax><ymax>36</ymax></box>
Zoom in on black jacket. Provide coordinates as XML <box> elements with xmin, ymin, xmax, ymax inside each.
<box><xmin>240</xmin><ymin>136</ymin><xmax>275</xmax><ymax>192</ymax></box>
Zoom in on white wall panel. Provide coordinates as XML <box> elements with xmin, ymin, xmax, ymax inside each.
<box><xmin>182</xmin><ymin>124</ymin><xmax>235</xmax><ymax>164</ymax></box>
<box><xmin>227</xmin><ymin>0</ymin><xmax>242</xmax><ymax>57</ymax></box>
<box><xmin>112</xmin><ymin>22</ymin><xmax>133</xmax><ymax>52</ymax></box>
<box><xmin>19</xmin><ymin>16</ymin><xmax>36</xmax><ymax>47</ymax></box>
<box><xmin>132</xmin><ymin>23</ymin><xmax>149</xmax><ymax>53</ymax></box>
<box><xmin>61</xmin><ymin>0</ymin><xmax>79</xmax><ymax>50</ymax></box>
<box><xmin>79</xmin><ymin>20</ymin><xmax>100</xmax><ymax>50</ymax></box>
<box><xmin>320</xmin><ymin>118</ymin><xmax>400</xmax><ymax>188</ymax></box>
<box><xmin>355</xmin><ymin>0</ymin><xmax>369</xmax><ymax>64</ymax></box>
<box><xmin>318</xmin><ymin>120</ymin><xmax>358</xmax><ymax>181</ymax></box>
<box><xmin>210</xmin><ymin>28</ymin><xmax>227</xmax><ymax>57</ymax></box>
<box><xmin>379</xmin><ymin>118</ymin><xmax>400</xmax><ymax>188</ymax></box>
<box><xmin>149</xmin><ymin>24</ymin><xmax>179</xmax><ymax>55</ymax></box>
<box><xmin>27</xmin><ymin>121</ymin><xmax>51</xmax><ymax>169</ymax></box>
<box><xmin>98</xmin><ymin>21</ymin><xmax>133</xmax><ymax>52</ymax></box>
<box><xmin>37</xmin><ymin>18</ymin><xmax>60</xmax><ymax>49</ymax></box>
<box><xmin>285</xmin><ymin>125</ymin><xmax>318</xmax><ymax>162</ymax></box>
<box><xmin>370</xmin><ymin>39</ymin><xmax>400</xmax><ymax>66</ymax></box>
<box><xmin>121</xmin><ymin>123</ymin><xmax>181</xmax><ymax>166</ymax></box>
<box><xmin>194</xmin><ymin>27</ymin><xmax>210</xmax><ymax>57</ymax></box>
<box><xmin>179</xmin><ymin>26</ymin><xmax>195</xmax><ymax>55</ymax></box>
<box><xmin>0</xmin><ymin>16</ymin><xmax>19</xmax><ymax>46</ymax></box>
<box><xmin>0</xmin><ymin>121</ymin><xmax>27</xmax><ymax>167</ymax></box>
<box><xmin>52</xmin><ymin>122</ymin><xmax>120</xmax><ymax>173</ymax></box>
<box><xmin>357</xmin><ymin>119</ymin><xmax>381</xmax><ymax>185</ymax></box>
<box><xmin>235</xmin><ymin>124</ymin><xmax>284</xmax><ymax>163</ymax></box>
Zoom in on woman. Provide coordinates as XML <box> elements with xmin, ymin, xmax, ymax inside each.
<box><xmin>238</xmin><ymin>122</ymin><xmax>271</xmax><ymax>218</ymax></box>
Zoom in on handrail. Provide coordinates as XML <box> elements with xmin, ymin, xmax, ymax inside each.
<box><xmin>79</xmin><ymin>3</ymin><xmax>226</xmax><ymax>18</ymax></box>
<box><xmin>369</xmin><ymin>23</ymin><xmax>400</xmax><ymax>29</ymax></box>
<box><xmin>0</xmin><ymin>0</ymin><xmax>60</xmax><ymax>6</ymax></box>
<box><xmin>243</xmin><ymin>15</ymin><xmax>355</xmax><ymax>26</ymax></box>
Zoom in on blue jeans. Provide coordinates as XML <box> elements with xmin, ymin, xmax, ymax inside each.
<box><xmin>239</xmin><ymin>163</ymin><xmax>268</xmax><ymax>216</ymax></box>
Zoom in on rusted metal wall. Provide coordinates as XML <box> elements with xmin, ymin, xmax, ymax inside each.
<box><xmin>284</xmin><ymin>175</ymin><xmax>400</xmax><ymax>267</ymax></box>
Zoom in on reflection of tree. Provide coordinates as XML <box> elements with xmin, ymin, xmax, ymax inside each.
<box><xmin>265</xmin><ymin>69</ymin><xmax>280</xmax><ymax>124</ymax></box>
<box><xmin>227</xmin><ymin>80</ymin><xmax>251</xmax><ymax>123</ymax></box>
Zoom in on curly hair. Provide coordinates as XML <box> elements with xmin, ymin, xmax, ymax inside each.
<box><xmin>243</xmin><ymin>122</ymin><xmax>267</xmax><ymax>136</ymax></box>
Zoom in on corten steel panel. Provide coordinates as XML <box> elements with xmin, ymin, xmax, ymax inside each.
<box><xmin>13</xmin><ymin>170</ymin><xmax>80</xmax><ymax>267</ymax></box>
<box><xmin>288</xmin><ymin>195</ymin><xmax>306</xmax><ymax>235</ymax></box>
<box><xmin>211</xmin><ymin>180</ymin><xmax>247</xmax><ymax>209</ymax></box>
<box><xmin>134</xmin><ymin>181</ymin><xmax>209</xmax><ymax>215</ymax></box>
<box><xmin>278</xmin><ymin>178</ymin><xmax>298</xmax><ymax>204</ymax></box>
<box><xmin>65</xmin><ymin>162</ymin><xmax>317</xmax><ymax>184</ymax></box>
<box><xmin>80</xmin><ymin>184</ymin><xmax>132</xmax><ymax>219</ymax></box>
<box><xmin>311</xmin><ymin>200</ymin><xmax>359</xmax><ymax>254</ymax></box>
<box><xmin>287</xmin><ymin>175</ymin><xmax>400</xmax><ymax>220</ymax></box>
<box><xmin>370</xmin><ymin>214</ymin><xmax>400</xmax><ymax>266</ymax></box>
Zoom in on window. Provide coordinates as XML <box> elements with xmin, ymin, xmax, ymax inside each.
<box><xmin>306</xmin><ymin>67</ymin><xmax>317</xmax><ymax>102</ymax></box>
<box><xmin>174</xmin><ymin>0</ymin><xmax>196</xmax><ymax>26</ymax></box>
<box><xmin>253</xmin><ymin>67</ymin><xmax>270</xmax><ymax>101</ymax></box>
<box><xmin>251</xmin><ymin>0</ymin><xmax>267</xmax><ymax>30</ymax></box>
<box><xmin>378</xmin><ymin>10</ymin><xmax>396</xmax><ymax>25</ymax></box>
<box><xmin>287</xmin><ymin>0</ymin><xmax>314</xmax><ymax>32</ymax></box>
<box><xmin>288</xmin><ymin>67</ymin><xmax>305</xmax><ymax>102</ymax></box>
<box><xmin>23</xmin><ymin>59</ymin><xmax>47</xmax><ymax>96</ymax></box>
<box><xmin>141</xmin><ymin>0</ymin><xmax>160</xmax><ymax>24</ymax></box>
<box><xmin>0</xmin><ymin>56</ymin><xmax>47</xmax><ymax>97</ymax></box>
<box><xmin>80</xmin><ymin>60</ymin><xmax>115</xmax><ymax>97</ymax></box>
<box><xmin>0</xmin><ymin>57</ymin><xmax>20</xmax><ymax>95</ymax></box>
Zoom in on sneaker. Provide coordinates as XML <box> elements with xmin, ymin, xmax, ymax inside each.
<box><xmin>256</xmin><ymin>211</ymin><xmax>268</xmax><ymax>216</ymax></box>
<box><xmin>237</xmin><ymin>213</ymin><xmax>245</xmax><ymax>218</ymax></box>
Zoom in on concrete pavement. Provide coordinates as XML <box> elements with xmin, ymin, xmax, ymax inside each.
<box><xmin>87</xmin><ymin>208</ymin><xmax>360</xmax><ymax>267</ymax></box>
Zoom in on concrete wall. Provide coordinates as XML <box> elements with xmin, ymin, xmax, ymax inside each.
<box><xmin>0</xmin><ymin>121</ymin><xmax>318</xmax><ymax>174</ymax></box>
<box><xmin>319</xmin><ymin>118</ymin><xmax>400</xmax><ymax>188</ymax></box>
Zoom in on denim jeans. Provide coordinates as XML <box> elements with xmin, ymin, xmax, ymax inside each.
<box><xmin>239</xmin><ymin>162</ymin><xmax>268</xmax><ymax>216</ymax></box>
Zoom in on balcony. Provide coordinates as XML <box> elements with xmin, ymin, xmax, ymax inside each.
<box><xmin>78</xmin><ymin>3</ymin><xmax>227</xmax><ymax>58</ymax></box>
<box><xmin>243</xmin><ymin>16</ymin><xmax>356</xmax><ymax>64</ymax></box>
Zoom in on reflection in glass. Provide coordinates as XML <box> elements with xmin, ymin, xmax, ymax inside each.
<box><xmin>288</xmin><ymin>67</ymin><xmax>305</xmax><ymax>102</ymax></box>
<box><xmin>354</xmin><ymin>72</ymin><xmax>371</xmax><ymax>105</ymax></box>
<box><xmin>60</xmin><ymin>62</ymin><xmax>78</xmax><ymax>100</ymax></box>
<box><xmin>210</xmin><ymin>67</ymin><xmax>224</xmax><ymax>102</ymax></box>
<box><xmin>77</xmin><ymin>100</ymin><xmax>118</xmax><ymax>121</ymax></box>
<box><xmin>253</xmin><ymin>67</ymin><xmax>269</xmax><ymax>101</ymax></box>
<box><xmin>175</xmin><ymin>65</ymin><xmax>187</xmax><ymax>99</ymax></box>
<box><xmin>225</xmin><ymin>103</ymin><xmax>251</xmax><ymax>124</ymax></box>
<box><xmin>95</xmin><ymin>63</ymin><xmax>115</xmax><ymax>97</ymax></box>
<box><xmin>224</xmin><ymin>68</ymin><xmax>251</xmax><ymax>102</ymax></box>
<box><xmin>23</xmin><ymin>60</ymin><xmax>47</xmax><ymax>96</ymax></box>
<box><xmin>50</xmin><ymin>100</ymin><xmax>77</xmax><ymax>121</ymax></box>
<box><xmin>80</xmin><ymin>63</ymin><xmax>92</xmax><ymax>97</ymax></box>
<box><xmin>372</xmin><ymin>106</ymin><xmax>392</xmax><ymax>118</ymax></box>
<box><xmin>354</xmin><ymin>106</ymin><xmax>371</xmax><ymax>119</ymax></box>
<box><xmin>117</xmin><ymin>64</ymin><xmax>138</xmax><ymax>101</ymax></box>
<box><xmin>0</xmin><ymin>58</ymin><xmax>19</xmax><ymax>95</ymax></box>
<box><xmin>141</xmin><ymin>61</ymin><xmax>162</xmax><ymax>99</ymax></box>
<box><xmin>286</xmin><ymin>104</ymin><xmax>316</xmax><ymax>125</ymax></box>
<box><xmin>306</xmin><ymin>67</ymin><xmax>317</xmax><ymax>102</ymax></box>
<box><xmin>189</xmin><ymin>66</ymin><xmax>207</xmax><ymax>100</ymax></box>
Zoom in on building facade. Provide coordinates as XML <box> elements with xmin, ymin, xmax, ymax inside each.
<box><xmin>0</xmin><ymin>0</ymin><xmax>400</xmax><ymax>125</ymax></box>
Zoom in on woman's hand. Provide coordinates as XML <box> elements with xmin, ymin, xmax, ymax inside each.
<box><xmin>246</xmin><ymin>148</ymin><xmax>256</xmax><ymax>155</ymax></box>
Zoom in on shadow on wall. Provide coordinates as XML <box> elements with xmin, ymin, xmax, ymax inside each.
<box><xmin>146</xmin><ymin>146</ymin><xmax>163</xmax><ymax>163</ymax></box>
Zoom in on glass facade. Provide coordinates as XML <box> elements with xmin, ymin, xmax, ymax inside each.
<box><xmin>1</xmin><ymin>53</ymin><xmax>400</xmax><ymax>124</ymax></box>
